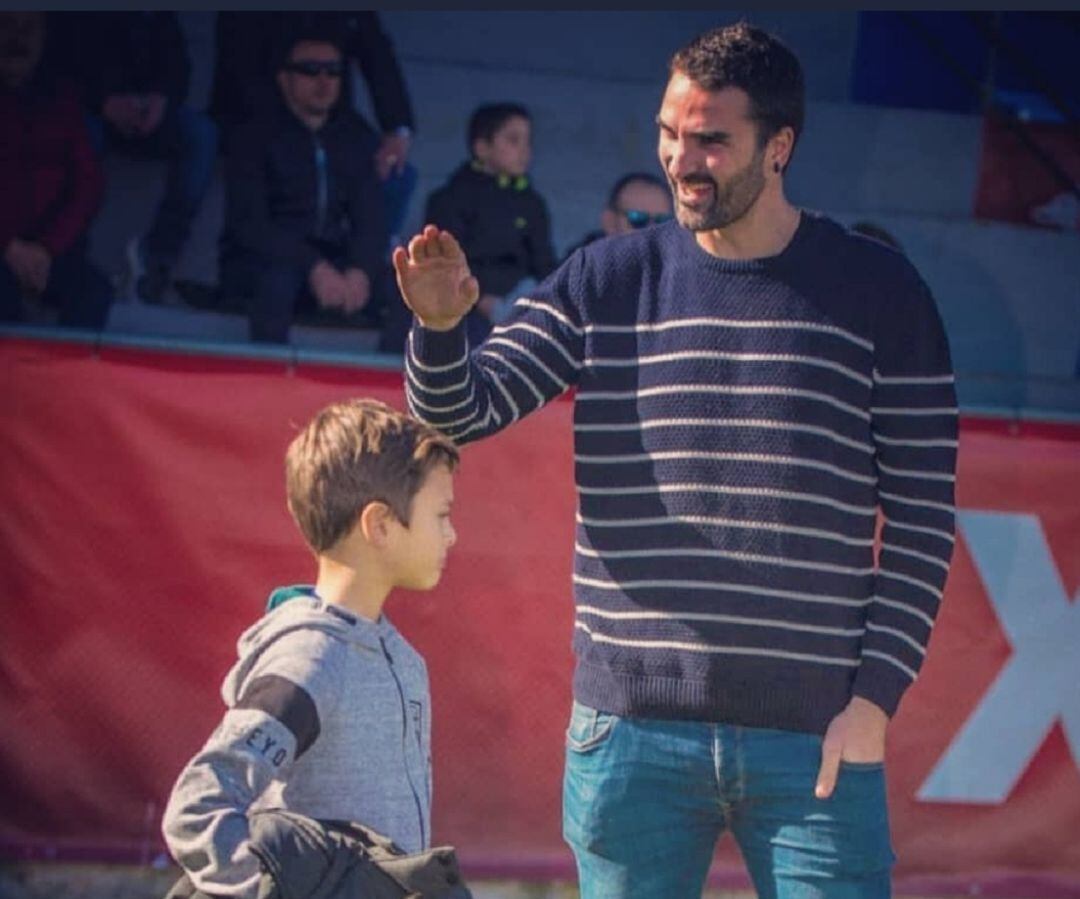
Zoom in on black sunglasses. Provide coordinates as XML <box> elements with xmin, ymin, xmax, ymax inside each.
<box><xmin>284</xmin><ymin>60</ymin><xmax>344</xmax><ymax>78</ymax></box>
<box><xmin>622</xmin><ymin>209</ymin><xmax>673</xmax><ymax>229</ymax></box>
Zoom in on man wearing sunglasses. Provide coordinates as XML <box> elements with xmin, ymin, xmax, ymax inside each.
<box><xmin>219</xmin><ymin>29</ymin><xmax>386</xmax><ymax>344</ymax></box>
<box><xmin>564</xmin><ymin>172</ymin><xmax>674</xmax><ymax>259</ymax></box>
<box><xmin>396</xmin><ymin>21</ymin><xmax>956</xmax><ymax>899</ymax></box>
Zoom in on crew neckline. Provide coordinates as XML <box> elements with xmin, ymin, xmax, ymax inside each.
<box><xmin>678</xmin><ymin>208</ymin><xmax>810</xmax><ymax>273</ymax></box>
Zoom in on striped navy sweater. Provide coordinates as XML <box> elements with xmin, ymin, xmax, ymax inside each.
<box><xmin>406</xmin><ymin>211</ymin><xmax>958</xmax><ymax>734</ymax></box>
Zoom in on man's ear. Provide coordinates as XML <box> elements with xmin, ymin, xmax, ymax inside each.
<box><xmin>767</xmin><ymin>125</ymin><xmax>796</xmax><ymax>173</ymax></box>
<box><xmin>601</xmin><ymin>208</ymin><xmax>620</xmax><ymax>236</ymax></box>
<box><xmin>358</xmin><ymin>501</ymin><xmax>396</xmax><ymax>546</ymax></box>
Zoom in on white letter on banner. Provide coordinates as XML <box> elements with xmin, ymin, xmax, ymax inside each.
<box><xmin>917</xmin><ymin>511</ymin><xmax>1080</xmax><ymax>804</ymax></box>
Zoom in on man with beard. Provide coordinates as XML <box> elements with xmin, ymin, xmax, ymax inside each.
<box><xmin>393</xmin><ymin>22</ymin><xmax>957</xmax><ymax>899</ymax></box>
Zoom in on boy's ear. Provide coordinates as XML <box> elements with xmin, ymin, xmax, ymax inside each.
<box><xmin>358</xmin><ymin>501</ymin><xmax>397</xmax><ymax>546</ymax></box>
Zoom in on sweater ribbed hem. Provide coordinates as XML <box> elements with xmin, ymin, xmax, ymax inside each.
<box><xmin>573</xmin><ymin>659</ymin><xmax>855</xmax><ymax>736</ymax></box>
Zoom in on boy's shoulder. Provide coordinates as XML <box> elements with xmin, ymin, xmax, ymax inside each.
<box><xmin>222</xmin><ymin>588</ymin><xmax>386</xmax><ymax>709</ymax></box>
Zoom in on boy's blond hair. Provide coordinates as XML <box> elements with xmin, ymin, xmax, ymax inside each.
<box><xmin>286</xmin><ymin>399</ymin><xmax>459</xmax><ymax>553</ymax></box>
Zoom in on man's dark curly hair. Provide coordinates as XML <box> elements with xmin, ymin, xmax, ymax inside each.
<box><xmin>669</xmin><ymin>22</ymin><xmax>805</xmax><ymax>161</ymax></box>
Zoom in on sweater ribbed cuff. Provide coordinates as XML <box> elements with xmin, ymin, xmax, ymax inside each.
<box><xmin>409</xmin><ymin>320</ymin><xmax>469</xmax><ymax>367</ymax></box>
<box><xmin>852</xmin><ymin>657</ymin><xmax>913</xmax><ymax>718</ymax></box>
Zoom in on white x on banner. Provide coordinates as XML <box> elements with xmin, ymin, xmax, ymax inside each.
<box><xmin>917</xmin><ymin>510</ymin><xmax>1080</xmax><ymax>804</ymax></box>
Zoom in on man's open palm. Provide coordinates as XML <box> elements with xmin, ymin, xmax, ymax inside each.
<box><xmin>392</xmin><ymin>226</ymin><xmax>479</xmax><ymax>331</ymax></box>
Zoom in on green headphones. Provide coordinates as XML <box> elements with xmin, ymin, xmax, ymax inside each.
<box><xmin>472</xmin><ymin>160</ymin><xmax>529</xmax><ymax>191</ymax></box>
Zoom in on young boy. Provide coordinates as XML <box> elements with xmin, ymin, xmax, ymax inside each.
<box><xmin>423</xmin><ymin>102</ymin><xmax>557</xmax><ymax>344</ymax></box>
<box><xmin>162</xmin><ymin>398</ymin><xmax>459</xmax><ymax>896</ymax></box>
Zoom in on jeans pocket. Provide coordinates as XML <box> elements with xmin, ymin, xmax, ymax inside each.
<box><xmin>565</xmin><ymin>700</ymin><xmax>617</xmax><ymax>753</ymax></box>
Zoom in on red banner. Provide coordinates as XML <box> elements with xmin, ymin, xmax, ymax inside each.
<box><xmin>1</xmin><ymin>336</ymin><xmax>1078</xmax><ymax>895</ymax></box>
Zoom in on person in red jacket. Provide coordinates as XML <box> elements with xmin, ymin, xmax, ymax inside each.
<box><xmin>0</xmin><ymin>11</ymin><xmax>112</xmax><ymax>330</ymax></box>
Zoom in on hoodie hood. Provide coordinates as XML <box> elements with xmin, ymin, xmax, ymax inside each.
<box><xmin>222</xmin><ymin>585</ymin><xmax>388</xmax><ymax>707</ymax></box>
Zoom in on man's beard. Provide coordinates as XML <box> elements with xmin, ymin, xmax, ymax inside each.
<box><xmin>670</xmin><ymin>149</ymin><xmax>766</xmax><ymax>232</ymax></box>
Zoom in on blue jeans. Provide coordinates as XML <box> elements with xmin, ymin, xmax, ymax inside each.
<box><xmin>563</xmin><ymin>701</ymin><xmax>894</xmax><ymax>899</ymax></box>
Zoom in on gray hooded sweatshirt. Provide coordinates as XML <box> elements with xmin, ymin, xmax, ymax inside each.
<box><xmin>162</xmin><ymin>587</ymin><xmax>431</xmax><ymax>898</ymax></box>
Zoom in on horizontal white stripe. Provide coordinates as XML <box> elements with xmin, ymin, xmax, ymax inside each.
<box><xmin>879</xmin><ymin>491</ymin><xmax>956</xmax><ymax>515</ymax></box>
<box><xmin>489</xmin><ymin>321</ymin><xmax>582</xmax><ymax>369</ymax></box>
<box><xmin>407</xmin><ymin>385</ymin><xmax>476</xmax><ymax>415</ymax></box>
<box><xmin>406</xmin><ymin>335</ymin><xmax>469</xmax><ymax>374</ymax></box>
<box><xmin>443</xmin><ymin>409</ymin><xmax>493</xmax><ymax>442</ymax></box>
<box><xmin>513</xmin><ymin>297</ymin><xmax>583</xmax><ymax>335</ymax></box>
<box><xmin>577</xmin><ymin>604</ymin><xmax>865</xmax><ymax>637</ymax></box>
<box><xmin>862</xmin><ymin>649</ymin><xmax>918</xmax><ymax>681</ymax></box>
<box><xmin>577</xmin><ymin>482</ymin><xmax>876</xmax><ymax>517</ymax></box>
<box><xmin>862</xmin><ymin>649</ymin><xmax>918</xmax><ymax>680</ymax></box>
<box><xmin>576</xmin><ymin>384</ymin><xmax>870</xmax><ymax>423</ymax></box>
<box><xmin>886</xmin><ymin>519</ymin><xmax>956</xmax><ymax>544</ymax></box>
<box><xmin>406</xmin><ymin>370</ymin><xmax>471</xmax><ymax>396</ymax></box>
<box><xmin>575</xmin><ymin>417</ymin><xmax>874</xmax><ymax>455</ymax></box>
<box><xmin>575</xmin><ymin>450</ymin><xmax>877</xmax><ymax>486</ymax></box>
<box><xmin>574</xmin><ymin>544</ymin><xmax>873</xmax><ymax>578</ymax></box>
<box><xmin>479</xmin><ymin>350</ymin><xmax>545</xmax><ymax>405</ymax></box>
<box><xmin>576</xmin><ymin>512</ymin><xmax>874</xmax><ymax>547</ymax></box>
<box><xmin>865</xmin><ymin>621</ymin><xmax>927</xmax><ymax>656</ymax></box>
<box><xmin>586</xmin><ymin>350</ymin><xmax>872</xmax><ymax>388</ymax></box>
<box><xmin>489</xmin><ymin>370</ymin><xmax>520</xmax><ymax>421</ymax></box>
<box><xmin>871</xmin><ymin>596</ymin><xmax>935</xmax><ymax>629</ymax></box>
<box><xmin>873</xmin><ymin>371</ymin><xmax>954</xmax><ymax>385</ymax></box>
<box><xmin>870</xmin><ymin>406</ymin><xmax>959</xmax><ymax>416</ymax></box>
<box><xmin>575</xmin><ymin>621</ymin><xmax>860</xmax><ymax>667</ymax></box>
<box><xmin>573</xmin><ymin>572</ymin><xmax>873</xmax><ymax>608</ymax></box>
<box><xmin>411</xmin><ymin>407</ymin><xmax>478</xmax><ymax>430</ymax></box>
<box><xmin>878</xmin><ymin>462</ymin><xmax>956</xmax><ymax>483</ymax></box>
<box><xmin>585</xmin><ymin>317</ymin><xmax>873</xmax><ymax>353</ymax></box>
<box><xmin>880</xmin><ymin>541</ymin><xmax>952</xmax><ymax>572</ymax></box>
<box><xmin>873</xmin><ymin>432</ymin><xmax>958</xmax><ymax>448</ymax></box>
<box><xmin>878</xmin><ymin>569</ymin><xmax>943</xmax><ymax>601</ymax></box>
<box><xmin>485</xmin><ymin>337</ymin><xmax>568</xmax><ymax>391</ymax></box>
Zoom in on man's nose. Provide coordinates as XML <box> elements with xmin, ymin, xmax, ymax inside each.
<box><xmin>667</xmin><ymin>139</ymin><xmax>698</xmax><ymax>180</ymax></box>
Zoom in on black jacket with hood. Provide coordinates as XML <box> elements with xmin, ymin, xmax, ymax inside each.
<box><xmin>424</xmin><ymin>162</ymin><xmax>557</xmax><ymax>298</ymax></box>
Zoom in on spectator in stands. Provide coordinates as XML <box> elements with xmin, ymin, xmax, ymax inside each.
<box><xmin>563</xmin><ymin>171</ymin><xmax>673</xmax><ymax>258</ymax></box>
<box><xmin>211</xmin><ymin>12</ymin><xmax>417</xmax><ymax>247</ymax></box>
<box><xmin>51</xmin><ymin>12</ymin><xmax>217</xmax><ymax>305</ymax></box>
<box><xmin>423</xmin><ymin>102</ymin><xmax>557</xmax><ymax>345</ymax></box>
<box><xmin>0</xmin><ymin>11</ymin><xmax>112</xmax><ymax>330</ymax></box>
<box><xmin>218</xmin><ymin>28</ymin><xmax>387</xmax><ymax>344</ymax></box>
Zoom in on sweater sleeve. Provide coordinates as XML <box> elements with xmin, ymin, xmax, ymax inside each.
<box><xmin>853</xmin><ymin>264</ymin><xmax>959</xmax><ymax>717</ymax></box>
<box><xmin>404</xmin><ymin>249</ymin><xmax>587</xmax><ymax>445</ymax></box>
<box><xmin>161</xmin><ymin>634</ymin><xmax>342</xmax><ymax>898</ymax></box>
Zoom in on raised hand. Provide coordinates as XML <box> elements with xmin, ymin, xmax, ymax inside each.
<box><xmin>391</xmin><ymin>225</ymin><xmax>479</xmax><ymax>332</ymax></box>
